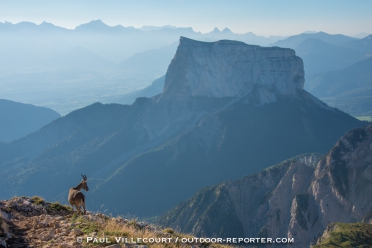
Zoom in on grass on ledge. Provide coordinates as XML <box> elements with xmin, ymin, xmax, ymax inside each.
<box><xmin>313</xmin><ymin>222</ymin><xmax>372</xmax><ymax>248</ymax></box>
<box><xmin>69</xmin><ymin>213</ymin><xmax>231</xmax><ymax>248</ymax></box>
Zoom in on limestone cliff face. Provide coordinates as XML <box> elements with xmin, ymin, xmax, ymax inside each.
<box><xmin>139</xmin><ymin>37</ymin><xmax>305</xmax><ymax>140</ymax></box>
<box><xmin>304</xmin><ymin>124</ymin><xmax>372</xmax><ymax>245</ymax></box>
<box><xmin>160</xmin><ymin>125</ymin><xmax>372</xmax><ymax>247</ymax></box>
<box><xmin>162</xmin><ymin>37</ymin><xmax>304</xmax><ymax>101</ymax></box>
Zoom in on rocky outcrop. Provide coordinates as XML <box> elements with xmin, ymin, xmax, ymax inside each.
<box><xmin>1</xmin><ymin>196</ymin><xmax>216</xmax><ymax>248</ymax></box>
<box><xmin>160</xmin><ymin>124</ymin><xmax>372</xmax><ymax>247</ymax></box>
<box><xmin>0</xmin><ymin>197</ymin><xmax>76</xmax><ymax>248</ymax></box>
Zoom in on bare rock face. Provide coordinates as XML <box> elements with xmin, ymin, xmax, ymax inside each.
<box><xmin>264</xmin><ymin>125</ymin><xmax>372</xmax><ymax>247</ymax></box>
<box><xmin>302</xmin><ymin>124</ymin><xmax>372</xmax><ymax>245</ymax></box>
<box><xmin>162</xmin><ymin>37</ymin><xmax>304</xmax><ymax>101</ymax></box>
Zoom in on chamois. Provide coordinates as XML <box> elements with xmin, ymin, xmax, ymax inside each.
<box><xmin>68</xmin><ymin>174</ymin><xmax>89</xmax><ymax>214</ymax></box>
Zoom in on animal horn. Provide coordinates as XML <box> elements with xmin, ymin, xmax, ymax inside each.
<box><xmin>81</xmin><ymin>174</ymin><xmax>87</xmax><ymax>180</ymax></box>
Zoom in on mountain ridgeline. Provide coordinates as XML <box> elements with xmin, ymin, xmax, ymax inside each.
<box><xmin>306</xmin><ymin>57</ymin><xmax>372</xmax><ymax>116</ymax></box>
<box><xmin>272</xmin><ymin>33</ymin><xmax>372</xmax><ymax>116</ymax></box>
<box><xmin>160</xmin><ymin>124</ymin><xmax>372</xmax><ymax>247</ymax></box>
<box><xmin>0</xmin><ymin>99</ymin><xmax>60</xmax><ymax>143</ymax></box>
<box><xmin>0</xmin><ymin>37</ymin><xmax>363</xmax><ymax>217</ymax></box>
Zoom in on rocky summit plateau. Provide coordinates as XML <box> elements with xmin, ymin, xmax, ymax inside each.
<box><xmin>163</xmin><ymin>37</ymin><xmax>304</xmax><ymax>99</ymax></box>
<box><xmin>0</xmin><ymin>37</ymin><xmax>364</xmax><ymax>218</ymax></box>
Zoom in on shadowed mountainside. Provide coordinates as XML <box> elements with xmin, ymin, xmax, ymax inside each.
<box><xmin>306</xmin><ymin>57</ymin><xmax>372</xmax><ymax>116</ymax></box>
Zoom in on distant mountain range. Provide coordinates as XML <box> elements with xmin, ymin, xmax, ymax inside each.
<box><xmin>0</xmin><ymin>38</ymin><xmax>363</xmax><ymax>218</ymax></box>
<box><xmin>119</xmin><ymin>43</ymin><xmax>178</xmax><ymax>76</ymax></box>
<box><xmin>306</xmin><ymin>57</ymin><xmax>372</xmax><ymax>116</ymax></box>
<box><xmin>271</xmin><ymin>31</ymin><xmax>358</xmax><ymax>49</ymax></box>
<box><xmin>0</xmin><ymin>20</ymin><xmax>288</xmax><ymax>115</ymax></box>
<box><xmin>0</xmin><ymin>20</ymin><xmax>286</xmax><ymax>65</ymax></box>
<box><xmin>0</xmin><ymin>99</ymin><xmax>60</xmax><ymax>143</ymax></box>
<box><xmin>271</xmin><ymin>33</ymin><xmax>372</xmax><ymax>117</ymax></box>
<box><xmin>272</xmin><ymin>32</ymin><xmax>371</xmax><ymax>74</ymax></box>
<box><xmin>1</xmin><ymin>21</ymin><xmax>370</xmax><ymax>117</ymax></box>
<box><xmin>110</xmin><ymin>76</ymin><xmax>165</xmax><ymax>105</ymax></box>
<box><xmin>343</xmin><ymin>34</ymin><xmax>372</xmax><ymax>54</ymax></box>
<box><xmin>294</xmin><ymin>38</ymin><xmax>366</xmax><ymax>74</ymax></box>
<box><xmin>353</xmin><ymin>32</ymin><xmax>371</xmax><ymax>39</ymax></box>
<box><xmin>160</xmin><ymin>124</ymin><xmax>372</xmax><ymax>247</ymax></box>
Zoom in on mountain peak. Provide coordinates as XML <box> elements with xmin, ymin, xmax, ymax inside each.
<box><xmin>88</xmin><ymin>19</ymin><xmax>106</xmax><ymax>25</ymax></box>
<box><xmin>162</xmin><ymin>37</ymin><xmax>304</xmax><ymax>102</ymax></box>
<box><xmin>212</xmin><ymin>27</ymin><xmax>220</xmax><ymax>33</ymax></box>
<box><xmin>75</xmin><ymin>19</ymin><xmax>109</xmax><ymax>30</ymax></box>
<box><xmin>222</xmin><ymin>27</ymin><xmax>232</xmax><ymax>33</ymax></box>
<box><xmin>39</xmin><ymin>21</ymin><xmax>61</xmax><ymax>29</ymax></box>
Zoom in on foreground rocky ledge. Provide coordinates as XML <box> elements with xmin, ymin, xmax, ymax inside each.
<box><xmin>0</xmin><ymin>196</ymin><xmax>229</xmax><ymax>248</ymax></box>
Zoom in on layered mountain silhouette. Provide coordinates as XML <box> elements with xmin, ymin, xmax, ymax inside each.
<box><xmin>112</xmin><ymin>76</ymin><xmax>165</xmax><ymax>105</ymax></box>
<box><xmin>0</xmin><ymin>99</ymin><xmax>60</xmax><ymax>143</ymax></box>
<box><xmin>0</xmin><ymin>20</ymin><xmax>285</xmax><ymax>66</ymax></box>
<box><xmin>272</xmin><ymin>32</ymin><xmax>370</xmax><ymax>74</ymax></box>
<box><xmin>119</xmin><ymin>43</ymin><xmax>178</xmax><ymax>76</ymax></box>
<box><xmin>295</xmin><ymin>38</ymin><xmax>366</xmax><ymax>74</ymax></box>
<box><xmin>344</xmin><ymin>34</ymin><xmax>372</xmax><ymax>54</ymax></box>
<box><xmin>271</xmin><ymin>31</ymin><xmax>358</xmax><ymax>49</ymax></box>
<box><xmin>306</xmin><ymin>57</ymin><xmax>372</xmax><ymax>116</ymax></box>
<box><xmin>160</xmin><ymin>124</ymin><xmax>372</xmax><ymax>247</ymax></box>
<box><xmin>0</xmin><ymin>37</ymin><xmax>363</xmax><ymax>217</ymax></box>
<box><xmin>271</xmin><ymin>33</ymin><xmax>372</xmax><ymax>117</ymax></box>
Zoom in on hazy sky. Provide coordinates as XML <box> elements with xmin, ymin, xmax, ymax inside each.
<box><xmin>0</xmin><ymin>0</ymin><xmax>371</xmax><ymax>36</ymax></box>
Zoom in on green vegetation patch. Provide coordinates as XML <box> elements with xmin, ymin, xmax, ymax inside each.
<box><xmin>355</xmin><ymin>116</ymin><xmax>372</xmax><ymax>122</ymax></box>
<box><xmin>31</xmin><ymin>196</ymin><xmax>45</xmax><ymax>205</ymax></box>
<box><xmin>81</xmin><ymin>221</ymin><xmax>101</xmax><ymax>235</ymax></box>
<box><xmin>313</xmin><ymin>222</ymin><xmax>372</xmax><ymax>248</ymax></box>
<box><xmin>47</xmin><ymin>202</ymin><xmax>72</xmax><ymax>213</ymax></box>
<box><xmin>163</xmin><ymin>228</ymin><xmax>174</xmax><ymax>234</ymax></box>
